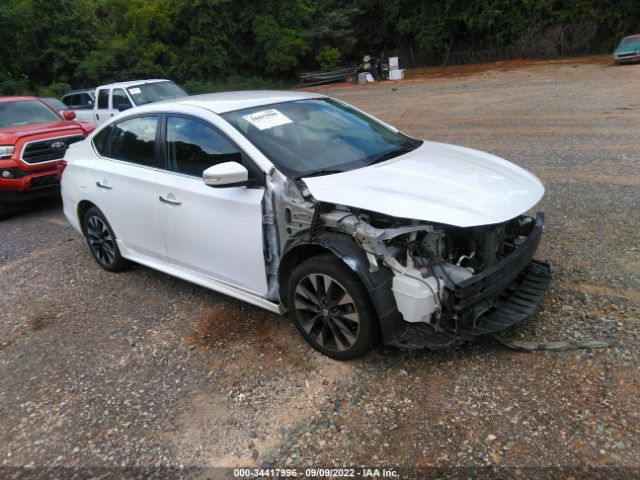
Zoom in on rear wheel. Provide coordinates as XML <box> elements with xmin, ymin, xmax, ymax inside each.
<box><xmin>82</xmin><ymin>207</ymin><xmax>130</xmax><ymax>272</ymax></box>
<box><xmin>288</xmin><ymin>254</ymin><xmax>380</xmax><ymax>360</ymax></box>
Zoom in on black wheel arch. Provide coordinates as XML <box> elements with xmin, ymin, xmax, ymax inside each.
<box><xmin>278</xmin><ymin>232</ymin><xmax>400</xmax><ymax>344</ymax></box>
<box><xmin>77</xmin><ymin>200</ymin><xmax>97</xmax><ymax>231</ymax></box>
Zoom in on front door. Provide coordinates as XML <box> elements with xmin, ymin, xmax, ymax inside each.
<box><xmin>94</xmin><ymin>88</ymin><xmax>111</xmax><ymax>125</ymax></box>
<box><xmin>155</xmin><ymin>114</ymin><xmax>268</xmax><ymax>294</ymax></box>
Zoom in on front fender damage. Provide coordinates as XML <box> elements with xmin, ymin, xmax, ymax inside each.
<box><xmin>263</xmin><ymin>169</ymin><xmax>551</xmax><ymax>349</ymax></box>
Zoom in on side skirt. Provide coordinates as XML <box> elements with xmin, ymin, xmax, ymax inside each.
<box><xmin>118</xmin><ymin>240</ymin><xmax>283</xmax><ymax>315</ymax></box>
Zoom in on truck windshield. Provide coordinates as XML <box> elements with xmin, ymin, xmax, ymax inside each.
<box><xmin>0</xmin><ymin>100</ymin><xmax>61</xmax><ymax>128</ymax></box>
<box><xmin>222</xmin><ymin>98</ymin><xmax>422</xmax><ymax>178</ymax></box>
<box><xmin>127</xmin><ymin>81</ymin><xmax>187</xmax><ymax>106</ymax></box>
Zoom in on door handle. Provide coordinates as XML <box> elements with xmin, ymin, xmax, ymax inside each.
<box><xmin>96</xmin><ymin>114</ymin><xmax>99</xmax><ymax>120</ymax></box>
<box><xmin>96</xmin><ymin>180</ymin><xmax>112</xmax><ymax>190</ymax></box>
<box><xmin>159</xmin><ymin>195</ymin><xmax>182</xmax><ymax>205</ymax></box>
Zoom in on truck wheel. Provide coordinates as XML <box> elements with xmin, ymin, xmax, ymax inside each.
<box><xmin>287</xmin><ymin>254</ymin><xmax>380</xmax><ymax>360</ymax></box>
<box><xmin>82</xmin><ymin>207</ymin><xmax>131</xmax><ymax>272</ymax></box>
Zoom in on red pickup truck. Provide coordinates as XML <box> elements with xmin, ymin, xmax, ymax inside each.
<box><xmin>0</xmin><ymin>96</ymin><xmax>95</xmax><ymax>219</ymax></box>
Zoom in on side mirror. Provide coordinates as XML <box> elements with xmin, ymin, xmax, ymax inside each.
<box><xmin>62</xmin><ymin>110</ymin><xmax>76</xmax><ymax>121</ymax></box>
<box><xmin>118</xmin><ymin>103</ymin><xmax>132</xmax><ymax>112</ymax></box>
<box><xmin>203</xmin><ymin>162</ymin><xmax>248</xmax><ymax>188</ymax></box>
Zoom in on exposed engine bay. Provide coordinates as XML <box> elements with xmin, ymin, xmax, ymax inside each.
<box><xmin>265</xmin><ymin>171</ymin><xmax>550</xmax><ymax>348</ymax></box>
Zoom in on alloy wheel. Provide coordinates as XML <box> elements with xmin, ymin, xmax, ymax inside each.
<box><xmin>86</xmin><ymin>215</ymin><xmax>115</xmax><ymax>266</ymax></box>
<box><xmin>294</xmin><ymin>274</ymin><xmax>360</xmax><ymax>352</ymax></box>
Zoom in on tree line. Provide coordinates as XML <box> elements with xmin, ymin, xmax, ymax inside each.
<box><xmin>1</xmin><ymin>0</ymin><xmax>638</xmax><ymax>96</ymax></box>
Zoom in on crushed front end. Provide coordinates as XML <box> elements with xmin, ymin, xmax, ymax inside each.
<box><xmin>317</xmin><ymin>206</ymin><xmax>550</xmax><ymax>349</ymax></box>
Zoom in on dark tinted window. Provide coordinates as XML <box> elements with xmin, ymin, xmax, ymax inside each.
<box><xmin>112</xmin><ymin>89</ymin><xmax>131</xmax><ymax>110</ymax></box>
<box><xmin>62</xmin><ymin>95</ymin><xmax>72</xmax><ymax>107</ymax></box>
<box><xmin>83</xmin><ymin>94</ymin><xmax>94</xmax><ymax>107</ymax></box>
<box><xmin>93</xmin><ymin>126</ymin><xmax>111</xmax><ymax>156</ymax></box>
<box><xmin>110</xmin><ymin>116</ymin><xmax>158</xmax><ymax>166</ymax></box>
<box><xmin>165</xmin><ymin>116</ymin><xmax>239</xmax><ymax>176</ymax></box>
<box><xmin>97</xmin><ymin>89</ymin><xmax>109</xmax><ymax>109</ymax></box>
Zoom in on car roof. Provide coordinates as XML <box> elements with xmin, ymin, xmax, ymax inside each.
<box><xmin>0</xmin><ymin>96</ymin><xmax>38</xmax><ymax>103</ymax></box>
<box><xmin>63</xmin><ymin>88</ymin><xmax>95</xmax><ymax>96</ymax></box>
<box><xmin>98</xmin><ymin>79</ymin><xmax>171</xmax><ymax>89</ymax></box>
<box><xmin>147</xmin><ymin>90</ymin><xmax>326</xmax><ymax>114</ymax></box>
<box><xmin>623</xmin><ymin>34</ymin><xmax>640</xmax><ymax>39</ymax></box>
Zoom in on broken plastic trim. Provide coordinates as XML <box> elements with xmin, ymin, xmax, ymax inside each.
<box><xmin>493</xmin><ymin>335</ymin><xmax>616</xmax><ymax>352</ymax></box>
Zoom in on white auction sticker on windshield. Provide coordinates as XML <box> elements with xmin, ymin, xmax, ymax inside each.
<box><xmin>129</xmin><ymin>87</ymin><xmax>142</xmax><ymax>94</ymax></box>
<box><xmin>242</xmin><ymin>109</ymin><xmax>292</xmax><ymax>130</ymax></box>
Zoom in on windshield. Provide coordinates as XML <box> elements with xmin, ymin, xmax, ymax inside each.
<box><xmin>222</xmin><ymin>99</ymin><xmax>422</xmax><ymax>177</ymax></box>
<box><xmin>620</xmin><ymin>37</ymin><xmax>640</xmax><ymax>47</ymax></box>
<box><xmin>127</xmin><ymin>81</ymin><xmax>187</xmax><ymax>106</ymax></box>
<box><xmin>42</xmin><ymin>98</ymin><xmax>67</xmax><ymax>112</ymax></box>
<box><xmin>0</xmin><ymin>100</ymin><xmax>61</xmax><ymax>128</ymax></box>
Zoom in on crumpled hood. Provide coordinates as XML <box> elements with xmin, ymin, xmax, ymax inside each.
<box><xmin>302</xmin><ymin>141</ymin><xmax>544</xmax><ymax>227</ymax></box>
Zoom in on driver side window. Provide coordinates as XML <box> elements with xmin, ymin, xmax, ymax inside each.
<box><xmin>112</xmin><ymin>89</ymin><xmax>132</xmax><ymax>110</ymax></box>
<box><xmin>165</xmin><ymin>116</ymin><xmax>240</xmax><ymax>177</ymax></box>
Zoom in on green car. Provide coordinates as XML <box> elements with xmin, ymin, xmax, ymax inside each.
<box><xmin>614</xmin><ymin>34</ymin><xmax>640</xmax><ymax>64</ymax></box>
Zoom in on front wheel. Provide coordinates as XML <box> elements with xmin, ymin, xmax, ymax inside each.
<box><xmin>82</xmin><ymin>206</ymin><xmax>130</xmax><ymax>272</ymax></box>
<box><xmin>287</xmin><ymin>254</ymin><xmax>380</xmax><ymax>360</ymax></box>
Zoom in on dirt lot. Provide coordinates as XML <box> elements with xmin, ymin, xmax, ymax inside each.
<box><xmin>1</xmin><ymin>57</ymin><xmax>639</xmax><ymax>478</ymax></box>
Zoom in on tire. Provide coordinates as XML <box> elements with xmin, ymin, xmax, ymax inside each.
<box><xmin>287</xmin><ymin>253</ymin><xmax>380</xmax><ymax>360</ymax></box>
<box><xmin>82</xmin><ymin>206</ymin><xmax>131</xmax><ymax>272</ymax></box>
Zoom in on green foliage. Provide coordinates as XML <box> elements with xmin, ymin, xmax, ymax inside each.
<box><xmin>182</xmin><ymin>77</ymin><xmax>285</xmax><ymax>95</ymax></box>
<box><xmin>316</xmin><ymin>47</ymin><xmax>342</xmax><ymax>71</ymax></box>
<box><xmin>38</xmin><ymin>83</ymin><xmax>73</xmax><ymax>98</ymax></box>
<box><xmin>1</xmin><ymin>0</ymin><xmax>639</xmax><ymax>95</ymax></box>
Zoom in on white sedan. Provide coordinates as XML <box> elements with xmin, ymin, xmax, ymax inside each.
<box><xmin>61</xmin><ymin>91</ymin><xmax>550</xmax><ymax>359</ymax></box>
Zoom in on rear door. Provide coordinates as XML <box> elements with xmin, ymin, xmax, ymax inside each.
<box><xmin>154</xmin><ymin>114</ymin><xmax>268</xmax><ymax>294</ymax></box>
<box><xmin>91</xmin><ymin>114</ymin><xmax>167</xmax><ymax>261</ymax></box>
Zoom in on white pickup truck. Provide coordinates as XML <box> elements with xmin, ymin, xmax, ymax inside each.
<box><xmin>64</xmin><ymin>79</ymin><xmax>187</xmax><ymax>126</ymax></box>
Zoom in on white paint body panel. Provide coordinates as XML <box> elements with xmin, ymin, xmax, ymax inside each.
<box><xmin>73</xmin><ymin>110</ymin><xmax>95</xmax><ymax>124</ymax></box>
<box><xmin>62</xmin><ymin>102</ymin><xmax>272</xmax><ymax>301</ymax></box>
<box><xmin>61</xmin><ymin>91</ymin><xmax>547</xmax><ymax>318</ymax></box>
<box><xmin>303</xmin><ymin>141</ymin><xmax>545</xmax><ymax>227</ymax></box>
<box><xmin>155</xmin><ymin>170</ymin><xmax>268</xmax><ymax>294</ymax></box>
<box><xmin>93</xmin><ymin>160</ymin><xmax>167</xmax><ymax>260</ymax></box>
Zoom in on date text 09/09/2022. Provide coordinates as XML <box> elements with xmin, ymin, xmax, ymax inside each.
<box><xmin>233</xmin><ymin>467</ymin><xmax>399</xmax><ymax>477</ymax></box>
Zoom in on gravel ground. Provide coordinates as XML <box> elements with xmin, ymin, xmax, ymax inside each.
<box><xmin>1</xmin><ymin>56</ymin><xmax>639</xmax><ymax>479</ymax></box>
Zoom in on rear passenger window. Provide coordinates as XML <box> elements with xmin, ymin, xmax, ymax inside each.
<box><xmin>62</xmin><ymin>96</ymin><xmax>72</xmax><ymax>107</ymax></box>
<box><xmin>83</xmin><ymin>94</ymin><xmax>94</xmax><ymax>108</ymax></box>
<box><xmin>97</xmin><ymin>90</ymin><xmax>109</xmax><ymax>109</ymax></box>
<box><xmin>92</xmin><ymin>126</ymin><xmax>111</xmax><ymax>156</ymax></box>
<box><xmin>110</xmin><ymin>116</ymin><xmax>158</xmax><ymax>166</ymax></box>
<box><xmin>165</xmin><ymin>116</ymin><xmax>239</xmax><ymax>177</ymax></box>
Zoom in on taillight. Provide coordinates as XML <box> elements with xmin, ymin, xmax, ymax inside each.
<box><xmin>57</xmin><ymin>160</ymin><xmax>67</xmax><ymax>179</ymax></box>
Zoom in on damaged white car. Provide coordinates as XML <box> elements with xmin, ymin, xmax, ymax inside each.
<box><xmin>61</xmin><ymin>91</ymin><xmax>550</xmax><ymax>359</ymax></box>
